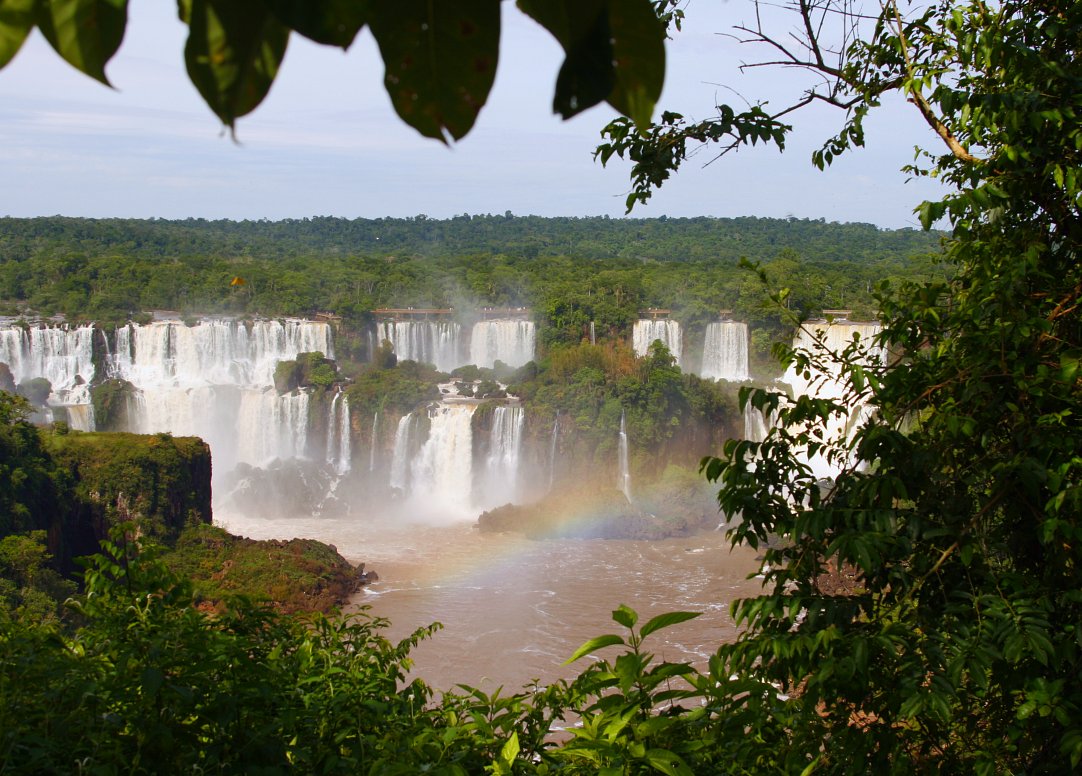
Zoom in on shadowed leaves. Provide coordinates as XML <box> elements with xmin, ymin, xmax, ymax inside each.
<box><xmin>180</xmin><ymin>0</ymin><xmax>289</xmax><ymax>130</ymax></box>
<box><xmin>518</xmin><ymin>0</ymin><xmax>664</xmax><ymax>128</ymax></box>
<box><xmin>36</xmin><ymin>0</ymin><xmax>127</xmax><ymax>85</ymax></box>
<box><xmin>0</xmin><ymin>0</ymin><xmax>36</xmax><ymax>69</ymax></box>
<box><xmin>367</xmin><ymin>0</ymin><xmax>501</xmax><ymax>143</ymax></box>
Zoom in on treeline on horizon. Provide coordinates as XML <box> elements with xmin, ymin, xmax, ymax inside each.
<box><xmin>0</xmin><ymin>215</ymin><xmax>947</xmax><ymax>352</ymax></box>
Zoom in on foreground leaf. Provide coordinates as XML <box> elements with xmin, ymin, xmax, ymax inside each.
<box><xmin>517</xmin><ymin>0</ymin><xmax>663</xmax><ymax>127</ymax></box>
<box><xmin>264</xmin><ymin>0</ymin><xmax>367</xmax><ymax>48</ymax></box>
<box><xmin>565</xmin><ymin>633</ymin><xmax>624</xmax><ymax>664</ymax></box>
<box><xmin>182</xmin><ymin>0</ymin><xmax>289</xmax><ymax>129</ymax></box>
<box><xmin>368</xmin><ymin>0</ymin><xmax>500</xmax><ymax>142</ymax></box>
<box><xmin>639</xmin><ymin>610</ymin><xmax>700</xmax><ymax>640</ymax></box>
<box><xmin>0</xmin><ymin>0</ymin><xmax>37</xmax><ymax>69</ymax></box>
<box><xmin>36</xmin><ymin>0</ymin><xmax>127</xmax><ymax>85</ymax></box>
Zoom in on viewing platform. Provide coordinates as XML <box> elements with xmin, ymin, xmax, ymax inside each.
<box><xmin>314</xmin><ymin>312</ymin><xmax>342</xmax><ymax>326</ymax></box>
<box><xmin>718</xmin><ymin>309</ymin><xmax>734</xmax><ymax>320</ymax></box>
<box><xmin>817</xmin><ymin>309</ymin><xmax>853</xmax><ymax>321</ymax></box>
<box><xmin>373</xmin><ymin>307</ymin><xmax>455</xmax><ymax>320</ymax></box>
<box><xmin>478</xmin><ymin>307</ymin><xmax>531</xmax><ymax>320</ymax></box>
<box><xmin>638</xmin><ymin>308</ymin><xmax>672</xmax><ymax>319</ymax></box>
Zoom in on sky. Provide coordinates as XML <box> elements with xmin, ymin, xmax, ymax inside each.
<box><xmin>0</xmin><ymin>1</ymin><xmax>946</xmax><ymax>228</ymax></box>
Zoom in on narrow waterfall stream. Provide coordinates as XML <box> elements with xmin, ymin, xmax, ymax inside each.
<box><xmin>369</xmin><ymin>411</ymin><xmax>379</xmax><ymax>473</ymax></box>
<box><xmin>617</xmin><ymin>410</ymin><xmax>632</xmax><ymax>502</ymax></box>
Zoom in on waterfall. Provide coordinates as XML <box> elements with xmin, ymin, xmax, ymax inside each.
<box><xmin>743</xmin><ymin>400</ymin><xmax>770</xmax><ymax>443</ymax></box>
<box><xmin>65</xmin><ymin>403</ymin><xmax>95</xmax><ymax>432</ymax></box>
<box><xmin>617</xmin><ymin>410</ymin><xmax>632</xmax><ymax>502</ymax></box>
<box><xmin>110</xmin><ymin>318</ymin><xmax>333</xmax><ymax>388</ymax></box>
<box><xmin>389</xmin><ymin>413</ymin><xmax>414</xmax><ymax>491</ymax></box>
<box><xmin>478</xmin><ymin>404</ymin><xmax>524</xmax><ymax>508</ymax></box>
<box><xmin>376</xmin><ymin>320</ymin><xmax>462</xmax><ymax>372</ymax></box>
<box><xmin>589</xmin><ymin>321</ymin><xmax>596</xmax><ymax>346</ymax></box>
<box><xmin>781</xmin><ymin>321</ymin><xmax>884</xmax><ymax>479</ymax></box>
<box><xmin>369</xmin><ymin>411</ymin><xmax>379</xmax><ymax>473</ymax></box>
<box><xmin>701</xmin><ymin>321</ymin><xmax>751</xmax><ymax>382</ymax></box>
<box><xmin>548</xmin><ymin>412</ymin><xmax>560</xmax><ymax>491</ymax></box>
<box><xmin>105</xmin><ymin>318</ymin><xmax>331</xmax><ymax>471</ymax></box>
<box><xmin>408</xmin><ymin>403</ymin><xmax>476</xmax><ymax>518</ymax></box>
<box><xmin>325</xmin><ymin>392</ymin><xmax>351</xmax><ymax>475</ymax></box>
<box><xmin>234</xmin><ymin>388</ymin><xmax>310</xmax><ymax>465</ymax></box>
<box><xmin>783</xmin><ymin>322</ymin><xmax>884</xmax><ymax>400</ymax></box>
<box><xmin>0</xmin><ymin>324</ymin><xmax>97</xmax><ymax>420</ymax></box>
<box><xmin>469</xmin><ymin>321</ymin><xmax>536</xmax><ymax>368</ymax></box>
<box><xmin>632</xmin><ymin>320</ymin><xmax>682</xmax><ymax>367</ymax></box>
<box><xmin>326</xmin><ymin>393</ymin><xmax>341</xmax><ymax>464</ymax></box>
<box><xmin>337</xmin><ymin>395</ymin><xmax>351</xmax><ymax>474</ymax></box>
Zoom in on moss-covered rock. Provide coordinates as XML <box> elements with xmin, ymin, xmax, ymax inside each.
<box><xmin>43</xmin><ymin>430</ymin><xmax>212</xmax><ymax>571</ymax></box>
<box><xmin>90</xmin><ymin>378</ymin><xmax>136</xmax><ymax>431</ymax></box>
<box><xmin>274</xmin><ymin>351</ymin><xmax>339</xmax><ymax>393</ymax></box>
<box><xmin>163</xmin><ymin>524</ymin><xmax>375</xmax><ymax>615</ymax></box>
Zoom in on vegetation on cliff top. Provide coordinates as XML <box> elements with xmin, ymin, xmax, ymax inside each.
<box><xmin>163</xmin><ymin>524</ymin><xmax>372</xmax><ymax>615</ymax></box>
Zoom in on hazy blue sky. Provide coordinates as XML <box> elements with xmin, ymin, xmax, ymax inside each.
<box><xmin>0</xmin><ymin>2</ymin><xmax>945</xmax><ymax>228</ymax></box>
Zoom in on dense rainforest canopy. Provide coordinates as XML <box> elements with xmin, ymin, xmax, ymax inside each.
<box><xmin>0</xmin><ymin>214</ymin><xmax>945</xmax><ymax>358</ymax></box>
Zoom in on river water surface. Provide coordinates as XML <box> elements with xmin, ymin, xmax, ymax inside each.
<box><xmin>214</xmin><ymin>514</ymin><xmax>764</xmax><ymax>691</ymax></box>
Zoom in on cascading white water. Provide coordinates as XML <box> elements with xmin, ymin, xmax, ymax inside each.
<box><xmin>107</xmin><ymin>318</ymin><xmax>332</xmax><ymax>471</ymax></box>
<box><xmin>478</xmin><ymin>404</ymin><xmax>524</xmax><ymax>509</ymax></box>
<box><xmin>783</xmin><ymin>322</ymin><xmax>883</xmax><ymax>400</ymax></box>
<box><xmin>376</xmin><ymin>320</ymin><xmax>462</xmax><ymax>373</ymax></box>
<box><xmin>0</xmin><ymin>324</ymin><xmax>97</xmax><ymax>422</ymax></box>
<box><xmin>743</xmin><ymin>400</ymin><xmax>770</xmax><ymax>443</ymax></box>
<box><xmin>389</xmin><ymin>413</ymin><xmax>414</xmax><ymax>491</ymax></box>
<box><xmin>111</xmin><ymin>319</ymin><xmax>333</xmax><ymax>388</ymax></box>
<box><xmin>589</xmin><ymin>321</ymin><xmax>596</xmax><ymax>346</ymax></box>
<box><xmin>326</xmin><ymin>393</ymin><xmax>341</xmax><ymax>463</ymax></box>
<box><xmin>65</xmin><ymin>404</ymin><xmax>95</xmax><ymax>432</ymax></box>
<box><xmin>701</xmin><ymin>321</ymin><xmax>751</xmax><ymax>382</ymax></box>
<box><xmin>548</xmin><ymin>412</ymin><xmax>560</xmax><ymax>492</ymax></box>
<box><xmin>781</xmin><ymin>321</ymin><xmax>884</xmax><ymax>479</ymax></box>
<box><xmin>325</xmin><ymin>392</ymin><xmax>351</xmax><ymax>475</ymax></box>
<box><xmin>408</xmin><ymin>403</ymin><xmax>476</xmax><ymax>519</ymax></box>
<box><xmin>336</xmin><ymin>395</ymin><xmax>351</xmax><ymax>474</ymax></box>
<box><xmin>369</xmin><ymin>411</ymin><xmax>379</xmax><ymax>473</ymax></box>
<box><xmin>469</xmin><ymin>321</ymin><xmax>536</xmax><ymax>369</ymax></box>
<box><xmin>617</xmin><ymin>410</ymin><xmax>632</xmax><ymax>502</ymax></box>
<box><xmin>632</xmin><ymin>320</ymin><xmax>682</xmax><ymax>367</ymax></box>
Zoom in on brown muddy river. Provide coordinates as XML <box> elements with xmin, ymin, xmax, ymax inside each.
<box><xmin>214</xmin><ymin>514</ymin><xmax>764</xmax><ymax>691</ymax></box>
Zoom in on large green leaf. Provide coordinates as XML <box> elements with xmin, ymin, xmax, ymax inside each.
<box><xmin>604</xmin><ymin>0</ymin><xmax>664</xmax><ymax>128</ymax></box>
<box><xmin>517</xmin><ymin>0</ymin><xmax>663</xmax><ymax>127</ymax></box>
<box><xmin>517</xmin><ymin>0</ymin><xmax>609</xmax><ymax>120</ymax></box>
<box><xmin>639</xmin><ymin>610</ymin><xmax>701</xmax><ymax>640</ymax></box>
<box><xmin>264</xmin><ymin>0</ymin><xmax>367</xmax><ymax>49</ymax></box>
<box><xmin>367</xmin><ymin>0</ymin><xmax>500</xmax><ymax>143</ymax></box>
<box><xmin>0</xmin><ymin>0</ymin><xmax>37</xmax><ymax>70</ymax></box>
<box><xmin>564</xmin><ymin>633</ymin><xmax>624</xmax><ymax>664</ymax></box>
<box><xmin>35</xmin><ymin>0</ymin><xmax>127</xmax><ymax>85</ymax></box>
<box><xmin>182</xmin><ymin>0</ymin><xmax>289</xmax><ymax>129</ymax></box>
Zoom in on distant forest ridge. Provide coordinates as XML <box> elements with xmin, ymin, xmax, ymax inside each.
<box><xmin>0</xmin><ymin>215</ymin><xmax>943</xmax><ymax>263</ymax></box>
<box><xmin>0</xmin><ymin>216</ymin><xmax>948</xmax><ymax>345</ymax></box>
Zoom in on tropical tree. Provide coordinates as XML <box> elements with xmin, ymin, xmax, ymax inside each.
<box><xmin>680</xmin><ymin>1</ymin><xmax>1082</xmax><ymax>771</ymax></box>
